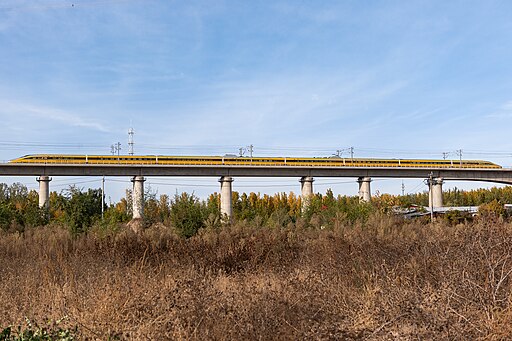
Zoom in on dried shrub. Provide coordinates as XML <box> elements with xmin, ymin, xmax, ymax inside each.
<box><xmin>1</xmin><ymin>220</ymin><xmax>512</xmax><ymax>339</ymax></box>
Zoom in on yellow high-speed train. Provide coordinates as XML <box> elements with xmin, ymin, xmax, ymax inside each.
<box><xmin>8</xmin><ymin>154</ymin><xmax>502</xmax><ymax>169</ymax></box>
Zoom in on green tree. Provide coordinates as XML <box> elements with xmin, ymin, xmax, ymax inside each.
<box><xmin>59</xmin><ymin>186</ymin><xmax>103</xmax><ymax>233</ymax></box>
<box><xmin>170</xmin><ymin>192</ymin><xmax>208</xmax><ymax>238</ymax></box>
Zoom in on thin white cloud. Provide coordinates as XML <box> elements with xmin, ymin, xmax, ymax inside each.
<box><xmin>486</xmin><ymin>112</ymin><xmax>512</xmax><ymax>119</ymax></box>
<box><xmin>485</xmin><ymin>101</ymin><xmax>512</xmax><ymax>119</ymax></box>
<box><xmin>271</xmin><ymin>3</ymin><xmax>343</xmax><ymax>24</ymax></box>
<box><xmin>141</xmin><ymin>70</ymin><xmax>409</xmax><ymax>152</ymax></box>
<box><xmin>0</xmin><ymin>100</ymin><xmax>109</xmax><ymax>132</ymax></box>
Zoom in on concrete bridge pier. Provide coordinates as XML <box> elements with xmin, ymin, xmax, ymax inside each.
<box><xmin>358</xmin><ymin>177</ymin><xmax>372</xmax><ymax>203</ymax></box>
<box><xmin>219</xmin><ymin>176</ymin><xmax>234</xmax><ymax>221</ymax></box>
<box><xmin>300</xmin><ymin>176</ymin><xmax>314</xmax><ymax>211</ymax></box>
<box><xmin>131</xmin><ymin>176</ymin><xmax>145</xmax><ymax>219</ymax></box>
<box><xmin>429</xmin><ymin>177</ymin><xmax>444</xmax><ymax>208</ymax></box>
<box><xmin>37</xmin><ymin>176</ymin><xmax>51</xmax><ymax>208</ymax></box>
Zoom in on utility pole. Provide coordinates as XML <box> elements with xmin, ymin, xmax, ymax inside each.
<box><xmin>456</xmin><ymin>149</ymin><xmax>463</xmax><ymax>167</ymax></box>
<box><xmin>401</xmin><ymin>181</ymin><xmax>405</xmax><ymax>196</ymax></box>
<box><xmin>116</xmin><ymin>142</ymin><xmax>121</xmax><ymax>156</ymax></box>
<box><xmin>101</xmin><ymin>176</ymin><xmax>105</xmax><ymax>219</ymax></box>
<box><xmin>248</xmin><ymin>144</ymin><xmax>254</xmax><ymax>158</ymax></box>
<box><xmin>111</xmin><ymin>143</ymin><xmax>121</xmax><ymax>158</ymax></box>
<box><xmin>350</xmin><ymin>146</ymin><xmax>354</xmax><ymax>160</ymax></box>
<box><xmin>442</xmin><ymin>152</ymin><xmax>449</xmax><ymax>160</ymax></box>
<box><xmin>239</xmin><ymin>147</ymin><xmax>244</xmax><ymax>157</ymax></box>
<box><xmin>428</xmin><ymin>172</ymin><xmax>434</xmax><ymax>222</ymax></box>
<box><xmin>335</xmin><ymin>149</ymin><xmax>342</xmax><ymax>157</ymax></box>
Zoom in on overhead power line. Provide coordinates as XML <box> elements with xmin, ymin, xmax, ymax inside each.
<box><xmin>1</xmin><ymin>140</ymin><xmax>512</xmax><ymax>159</ymax></box>
<box><xmin>52</xmin><ymin>179</ymin><xmax>103</xmax><ymax>188</ymax></box>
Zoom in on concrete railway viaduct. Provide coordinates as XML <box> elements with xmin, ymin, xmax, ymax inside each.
<box><xmin>1</xmin><ymin>163</ymin><xmax>512</xmax><ymax>220</ymax></box>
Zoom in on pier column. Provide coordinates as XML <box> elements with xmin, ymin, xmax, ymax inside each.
<box><xmin>358</xmin><ymin>177</ymin><xmax>372</xmax><ymax>203</ymax></box>
<box><xmin>219</xmin><ymin>176</ymin><xmax>234</xmax><ymax>221</ymax></box>
<box><xmin>37</xmin><ymin>176</ymin><xmax>51</xmax><ymax>208</ymax></box>
<box><xmin>428</xmin><ymin>177</ymin><xmax>444</xmax><ymax>208</ymax></box>
<box><xmin>131</xmin><ymin>176</ymin><xmax>145</xmax><ymax>219</ymax></box>
<box><xmin>300</xmin><ymin>176</ymin><xmax>314</xmax><ymax>211</ymax></box>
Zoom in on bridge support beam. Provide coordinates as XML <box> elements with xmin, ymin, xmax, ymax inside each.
<box><xmin>219</xmin><ymin>176</ymin><xmax>233</xmax><ymax>222</ymax></box>
<box><xmin>358</xmin><ymin>177</ymin><xmax>372</xmax><ymax>203</ymax></box>
<box><xmin>37</xmin><ymin>176</ymin><xmax>51</xmax><ymax>208</ymax></box>
<box><xmin>300</xmin><ymin>176</ymin><xmax>314</xmax><ymax>211</ymax></box>
<box><xmin>131</xmin><ymin>176</ymin><xmax>145</xmax><ymax>219</ymax></box>
<box><xmin>429</xmin><ymin>177</ymin><xmax>444</xmax><ymax>208</ymax></box>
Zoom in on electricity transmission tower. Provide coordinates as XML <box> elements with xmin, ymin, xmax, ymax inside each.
<box><xmin>128</xmin><ymin>127</ymin><xmax>134</xmax><ymax>155</ymax></box>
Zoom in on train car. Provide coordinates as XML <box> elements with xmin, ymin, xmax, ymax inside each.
<box><xmin>8</xmin><ymin>154</ymin><xmax>502</xmax><ymax>169</ymax></box>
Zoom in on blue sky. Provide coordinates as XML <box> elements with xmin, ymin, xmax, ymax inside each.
<box><xmin>1</xmin><ymin>0</ymin><xmax>512</xmax><ymax>200</ymax></box>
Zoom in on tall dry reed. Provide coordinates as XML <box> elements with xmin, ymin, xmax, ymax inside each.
<box><xmin>1</xmin><ymin>217</ymin><xmax>512</xmax><ymax>339</ymax></box>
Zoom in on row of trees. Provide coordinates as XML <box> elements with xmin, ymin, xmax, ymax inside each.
<box><xmin>0</xmin><ymin>183</ymin><xmax>107</xmax><ymax>234</ymax></box>
<box><xmin>400</xmin><ymin>186</ymin><xmax>512</xmax><ymax>207</ymax></box>
<box><xmin>1</xmin><ymin>182</ymin><xmax>512</xmax><ymax>235</ymax></box>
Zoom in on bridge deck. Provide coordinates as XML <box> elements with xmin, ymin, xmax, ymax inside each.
<box><xmin>1</xmin><ymin>163</ymin><xmax>512</xmax><ymax>184</ymax></box>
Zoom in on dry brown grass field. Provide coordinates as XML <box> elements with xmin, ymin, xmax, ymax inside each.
<box><xmin>1</xmin><ymin>216</ymin><xmax>512</xmax><ymax>340</ymax></box>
